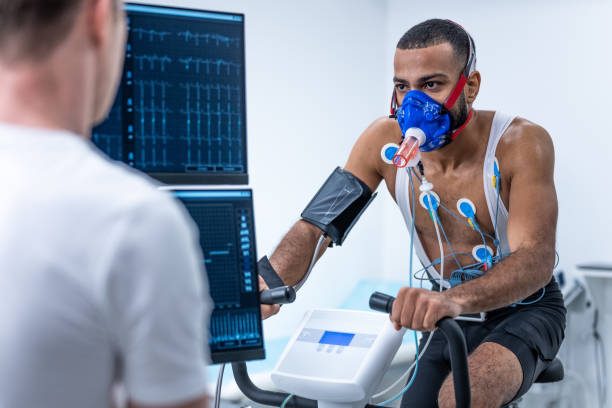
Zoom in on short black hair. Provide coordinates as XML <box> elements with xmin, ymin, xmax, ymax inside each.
<box><xmin>397</xmin><ymin>19</ymin><xmax>473</xmax><ymax>71</ymax></box>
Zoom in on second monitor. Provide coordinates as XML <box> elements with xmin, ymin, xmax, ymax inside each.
<box><xmin>166</xmin><ymin>188</ymin><xmax>264</xmax><ymax>364</ymax></box>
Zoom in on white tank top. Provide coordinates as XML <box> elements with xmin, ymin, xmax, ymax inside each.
<box><xmin>395</xmin><ymin>111</ymin><xmax>516</xmax><ymax>284</ymax></box>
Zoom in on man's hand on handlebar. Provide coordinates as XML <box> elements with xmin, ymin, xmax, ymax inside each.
<box><xmin>259</xmin><ymin>276</ymin><xmax>281</xmax><ymax>319</ymax></box>
<box><xmin>391</xmin><ymin>287</ymin><xmax>463</xmax><ymax>332</ymax></box>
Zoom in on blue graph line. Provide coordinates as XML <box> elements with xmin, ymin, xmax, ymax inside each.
<box><xmin>178</xmin><ymin>31</ymin><xmax>240</xmax><ymax>47</ymax></box>
<box><xmin>132</xmin><ymin>27</ymin><xmax>172</xmax><ymax>41</ymax></box>
<box><xmin>179</xmin><ymin>57</ymin><xmax>240</xmax><ymax>75</ymax></box>
<box><xmin>134</xmin><ymin>54</ymin><xmax>173</xmax><ymax>72</ymax></box>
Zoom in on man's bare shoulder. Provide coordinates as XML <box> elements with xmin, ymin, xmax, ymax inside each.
<box><xmin>497</xmin><ymin>117</ymin><xmax>555</xmax><ymax>176</ymax></box>
<box><xmin>358</xmin><ymin>116</ymin><xmax>402</xmax><ymax>146</ymax></box>
<box><xmin>346</xmin><ymin>116</ymin><xmax>401</xmax><ymax>167</ymax></box>
<box><xmin>344</xmin><ymin>116</ymin><xmax>402</xmax><ymax>192</ymax></box>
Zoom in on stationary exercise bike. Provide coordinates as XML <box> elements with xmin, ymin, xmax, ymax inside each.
<box><xmin>230</xmin><ymin>288</ymin><xmax>565</xmax><ymax>408</ymax></box>
<box><xmin>231</xmin><ymin>289</ymin><xmax>471</xmax><ymax>408</ymax></box>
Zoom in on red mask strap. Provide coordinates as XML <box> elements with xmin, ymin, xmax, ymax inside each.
<box><xmin>390</xmin><ymin>89</ymin><xmax>399</xmax><ymax>115</ymax></box>
<box><xmin>444</xmin><ymin>72</ymin><xmax>468</xmax><ymax>111</ymax></box>
<box><xmin>451</xmin><ymin>109</ymin><xmax>473</xmax><ymax>140</ymax></box>
<box><xmin>443</xmin><ymin>19</ymin><xmax>476</xmax><ymax>111</ymax></box>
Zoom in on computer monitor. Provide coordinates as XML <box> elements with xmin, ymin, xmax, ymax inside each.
<box><xmin>166</xmin><ymin>188</ymin><xmax>264</xmax><ymax>364</ymax></box>
<box><xmin>94</xmin><ymin>4</ymin><xmax>248</xmax><ymax>185</ymax></box>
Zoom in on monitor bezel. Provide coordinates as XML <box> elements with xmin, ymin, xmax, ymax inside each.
<box><xmin>161</xmin><ymin>186</ymin><xmax>265</xmax><ymax>364</ymax></box>
<box><xmin>124</xmin><ymin>3</ymin><xmax>249</xmax><ymax>185</ymax></box>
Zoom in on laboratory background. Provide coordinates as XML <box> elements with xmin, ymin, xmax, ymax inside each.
<box><xmin>156</xmin><ymin>0</ymin><xmax>607</xmax><ymax>406</ymax></box>
<box><xmin>143</xmin><ymin>1</ymin><xmax>611</xmax><ymax>406</ymax></box>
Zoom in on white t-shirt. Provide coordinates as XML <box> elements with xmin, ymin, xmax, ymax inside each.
<box><xmin>0</xmin><ymin>123</ymin><xmax>212</xmax><ymax>407</ymax></box>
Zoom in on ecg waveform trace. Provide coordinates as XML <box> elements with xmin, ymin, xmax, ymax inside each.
<box><xmin>132</xmin><ymin>27</ymin><xmax>172</xmax><ymax>41</ymax></box>
<box><xmin>178</xmin><ymin>30</ymin><xmax>240</xmax><ymax>47</ymax></box>
<box><xmin>134</xmin><ymin>54</ymin><xmax>173</xmax><ymax>72</ymax></box>
<box><xmin>92</xmin><ymin>7</ymin><xmax>246</xmax><ymax>178</ymax></box>
<box><xmin>210</xmin><ymin>310</ymin><xmax>261</xmax><ymax>348</ymax></box>
<box><xmin>178</xmin><ymin>57</ymin><xmax>240</xmax><ymax>75</ymax></box>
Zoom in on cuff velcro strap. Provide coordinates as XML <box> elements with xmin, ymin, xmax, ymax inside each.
<box><xmin>257</xmin><ymin>256</ymin><xmax>284</xmax><ymax>289</ymax></box>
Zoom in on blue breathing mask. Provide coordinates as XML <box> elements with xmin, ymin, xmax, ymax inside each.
<box><xmin>395</xmin><ymin>91</ymin><xmax>452</xmax><ymax>152</ymax></box>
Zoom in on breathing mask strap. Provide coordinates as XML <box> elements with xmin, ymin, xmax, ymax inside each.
<box><xmin>389</xmin><ymin>89</ymin><xmax>399</xmax><ymax>118</ymax></box>
<box><xmin>442</xmin><ymin>54</ymin><xmax>474</xmax><ymax>140</ymax></box>
<box><xmin>441</xmin><ymin>72</ymin><xmax>473</xmax><ymax>140</ymax></box>
<box><xmin>444</xmin><ymin>73</ymin><xmax>468</xmax><ymax>111</ymax></box>
<box><xmin>443</xmin><ymin>20</ymin><xmax>477</xmax><ymax>139</ymax></box>
<box><xmin>451</xmin><ymin>109</ymin><xmax>473</xmax><ymax>140</ymax></box>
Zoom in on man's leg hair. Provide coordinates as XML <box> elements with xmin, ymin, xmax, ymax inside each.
<box><xmin>400</xmin><ymin>332</ymin><xmax>450</xmax><ymax>408</ymax></box>
<box><xmin>437</xmin><ymin>342</ymin><xmax>522</xmax><ymax>408</ymax></box>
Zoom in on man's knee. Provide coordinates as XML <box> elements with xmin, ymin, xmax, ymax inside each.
<box><xmin>437</xmin><ymin>377</ymin><xmax>507</xmax><ymax>408</ymax></box>
<box><xmin>437</xmin><ymin>380</ymin><xmax>455</xmax><ymax>408</ymax></box>
<box><xmin>437</xmin><ymin>342</ymin><xmax>523</xmax><ymax>408</ymax></box>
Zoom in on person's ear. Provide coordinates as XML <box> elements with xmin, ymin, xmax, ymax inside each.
<box><xmin>465</xmin><ymin>70</ymin><xmax>481</xmax><ymax>105</ymax></box>
<box><xmin>87</xmin><ymin>0</ymin><xmax>113</xmax><ymax>49</ymax></box>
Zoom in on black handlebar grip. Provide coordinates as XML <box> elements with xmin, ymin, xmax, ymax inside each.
<box><xmin>436</xmin><ymin>317</ymin><xmax>471</xmax><ymax>408</ymax></box>
<box><xmin>260</xmin><ymin>286</ymin><xmax>296</xmax><ymax>305</ymax></box>
<box><xmin>369</xmin><ymin>291</ymin><xmax>395</xmax><ymax>314</ymax></box>
<box><xmin>369</xmin><ymin>291</ymin><xmax>471</xmax><ymax>408</ymax></box>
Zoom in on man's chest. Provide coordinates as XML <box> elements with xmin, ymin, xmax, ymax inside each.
<box><xmin>387</xmin><ymin>161</ymin><xmax>510</xmax><ymax>271</ymax></box>
<box><xmin>411</xmin><ymin>167</ymin><xmax>496</xmax><ymax>242</ymax></box>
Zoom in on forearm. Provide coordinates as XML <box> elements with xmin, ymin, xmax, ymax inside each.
<box><xmin>444</xmin><ymin>246</ymin><xmax>554</xmax><ymax>314</ymax></box>
<box><xmin>269</xmin><ymin>220</ymin><xmax>328</xmax><ymax>286</ymax></box>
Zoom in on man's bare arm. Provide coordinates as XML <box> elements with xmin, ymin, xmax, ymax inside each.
<box><xmin>261</xmin><ymin>118</ymin><xmax>390</xmax><ymax>316</ymax></box>
<box><xmin>259</xmin><ymin>221</ymin><xmax>330</xmax><ymax>318</ymax></box>
<box><xmin>269</xmin><ymin>220</ymin><xmax>330</xmax><ymax>286</ymax></box>
<box><xmin>445</xmin><ymin>121</ymin><xmax>557</xmax><ymax>313</ymax></box>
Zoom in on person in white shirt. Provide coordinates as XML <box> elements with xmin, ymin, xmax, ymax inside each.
<box><xmin>0</xmin><ymin>1</ymin><xmax>212</xmax><ymax>407</ymax></box>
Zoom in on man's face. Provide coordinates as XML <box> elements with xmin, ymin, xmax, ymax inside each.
<box><xmin>93</xmin><ymin>0</ymin><xmax>127</xmax><ymax>124</ymax></box>
<box><xmin>393</xmin><ymin>42</ymin><xmax>469</xmax><ymax>129</ymax></box>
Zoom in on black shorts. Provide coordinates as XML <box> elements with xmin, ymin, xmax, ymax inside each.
<box><xmin>399</xmin><ymin>278</ymin><xmax>566</xmax><ymax>408</ymax></box>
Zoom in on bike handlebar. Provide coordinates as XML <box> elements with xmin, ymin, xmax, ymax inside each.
<box><xmin>260</xmin><ymin>285</ymin><xmax>296</xmax><ymax>305</ymax></box>
<box><xmin>369</xmin><ymin>291</ymin><xmax>471</xmax><ymax>408</ymax></box>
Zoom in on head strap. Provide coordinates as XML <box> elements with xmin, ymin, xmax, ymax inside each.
<box><xmin>390</xmin><ymin>89</ymin><xmax>399</xmax><ymax>117</ymax></box>
<box><xmin>443</xmin><ymin>20</ymin><xmax>477</xmax><ymax>111</ymax></box>
<box><xmin>451</xmin><ymin>109</ymin><xmax>473</xmax><ymax>140</ymax></box>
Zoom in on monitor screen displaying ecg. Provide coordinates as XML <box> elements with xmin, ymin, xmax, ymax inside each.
<box><xmin>171</xmin><ymin>189</ymin><xmax>264</xmax><ymax>363</ymax></box>
<box><xmin>93</xmin><ymin>4</ymin><xmax>247</xmax><ymax>184</ymax></box>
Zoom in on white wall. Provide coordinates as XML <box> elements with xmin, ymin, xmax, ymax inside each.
<box><xmin>138</xmin><ymin>0</ymin><xmax>389</xmax><ymax>339</ymax></box>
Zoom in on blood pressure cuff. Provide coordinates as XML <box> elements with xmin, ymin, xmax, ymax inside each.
<box><xmin>257</xmin><ymin>255</ymin><xmax>284</xmax><ymax>289</ymax></box>
<box><xmin>301</xmin><ymin>167</ymin><xmax>377</xmax><ymax>246</ymax></box>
